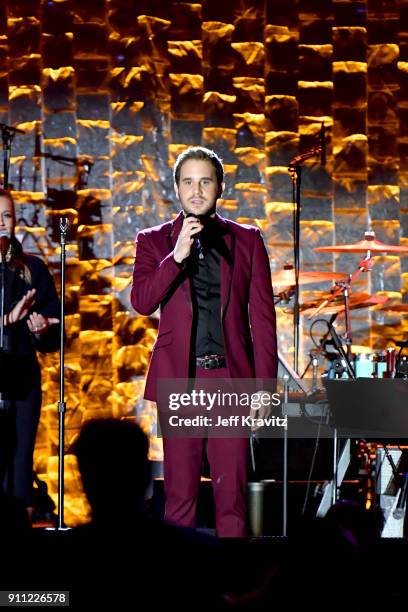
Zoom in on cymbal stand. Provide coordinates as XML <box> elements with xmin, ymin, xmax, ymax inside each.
<box><xmin>334</xmin><ymin>279</ymin><xmax>352</xmax><ymax>360</ymax></box>
<box><xmin>308</xmin><ymin>253</ymin><xmax>374</xmax><ymax>359</ymax></box>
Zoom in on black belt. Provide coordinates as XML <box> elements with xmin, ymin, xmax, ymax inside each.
<box><xmin>195</xmin><ymin>355</ymin><xmax>226</xmax><ymax>370</ymax></box>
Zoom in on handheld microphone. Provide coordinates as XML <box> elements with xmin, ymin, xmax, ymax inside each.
<box><xmin>185</xmin><ymin>213</ymin><xmax>204</xmax><ymax>260</ymax></box>
<box><xmin>320</xmin><ymin>121</ymin><xmax>326</xmax><ymax>166</ymax></box>
<box><xmin>0</xmin><ymin>229</ymin><xmax>10</xmax><ymax>260</ymax></box>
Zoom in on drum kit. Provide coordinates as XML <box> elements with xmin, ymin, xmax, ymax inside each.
<box><xmin>273</xmin><ymin>229</ymin><xmax>408</xmax><ymax>380</ymax></box>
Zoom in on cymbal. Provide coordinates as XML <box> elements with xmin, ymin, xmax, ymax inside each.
<box><xmin>379</xmin><ymin>304</ymin><xmax>408</xmax><ymax>313</ymax></box>
<box><xmin>273</xmin><ymin>267</ymin><xmax>346</xmax><ymax>286</ymax></box>
<box><xmin>299</xmin><ymin>293</ymin><xmax>389</xmax><ymax>316</ymax></box>
<box><xmin>314</xmin><ymin>231</ymin><xmax>408</xmax><ymax>254</ymax></box>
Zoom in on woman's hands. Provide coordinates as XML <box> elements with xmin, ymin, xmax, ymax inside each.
<box><xmin>6</xmin><ymin>289</ymin><xmax>37</xmax><ymax>324</ymax></box>
<box><xmin>5</xmin><ymin>288</ymin><xmax>59</xmax><ymax>336</ymax></box>
<box><xmin>27</xmin><ymin>311</ymin><xmax>59</xmax><ymax>337</ymax></box>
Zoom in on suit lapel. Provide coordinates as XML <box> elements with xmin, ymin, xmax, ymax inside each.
<box><xmin>216</xmin><ymin>215</ymin><xmax>235</xmax><ymax>320</ymax></box>
<box><xmin>168</xmin><ymin>211</ymin><xmax>184</xmax><ymax>249</ymax></box>
<box><xmin>168</xmin><ymin>211</ymin><xmax>192</xmax><ymax>307</ymax></box>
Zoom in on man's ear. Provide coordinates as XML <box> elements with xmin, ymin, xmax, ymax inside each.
<box><xmin>218</xmin><ymin>182</ymin><xmax>225</xmax><ymax>198</ymax></box>
<box><xmin>174</xmin><ymin>182</ymin><xmax>180</xmax><ymax>200</ymax></box>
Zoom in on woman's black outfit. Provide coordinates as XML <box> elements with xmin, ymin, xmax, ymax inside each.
<box><xmin>0</xmin><ymin>252</ymin><xmax>59</xmax><ymax>506</ymax></box>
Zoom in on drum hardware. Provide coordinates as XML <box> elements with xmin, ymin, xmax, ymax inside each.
<box><xmin>394</xmin><ymin>341</ymin><xmax>408</xmax><ymax>379</ymax></box>
<box><xmin>307</xmin><ymin>255</ymin><xmax>375</xmax><ymax>354</ymax></box>
<box><xmin>323</xmin><ymin>346</ymin><xmax>405</xmax><ymax>380</ymax></box>
<box><xmin>299</xmin><ymin>293</ymin><xmax>389</xmax><ymax>317</ymax></box>
<box><xmin>273</xmin><ymin>265</ymin><xmax>347</xmax><ymax>288</ymax></box>
<box><xmin>374</xmin><ymin>352</ymin><xmax>388</xmax><ymax>379</ymax></box>
<box><xmin>386</xmin><ymin>347</ymin><xmax>397</xmax><ymax>378</ymax></box>
<box><xmin>273</xmin><ymin>266</ymin><xmax>349</xmax><ymax>310</ymax></box>
<box><xmin>312</xmin><ymin>353</ymin><xmax>319</xmax><ymax>392</ymax></box>
<box><xmin>328</xmin><ymin>323</ymin><xmax>356</xmax><ymax>379</ymax></box>
<box><xmin>275</xmin><ymin>230</ymin><xmax>405</xmax><ymax>384</ymax></box>
<box><xmin>330</xmin><ymin>358</ymin><xmax>348</xmax><ymax>379</ymax></box>
<box><xmin>275</xmin><ymin>228</ymin><xmax>408</xmax><ymax>522</ymax></box>
<box><xmin>309</xmin><ymin>258</ymin><xmax>372</xmax><ymax>361</ymax></box>
<box><xmin>308</xmin><ymin>317</ymin><xmax>356</xmax><ymax>380</ymax></box>
<box><xmin>396</xmin><ymin>356</ymin><xmax>408</xmax><ymax>379</ymax></box>
<box><xmin>311</xmin><ymin>230</ymin><xmax>408</xmax><ymax>358</ymax></box>
<box><xmin>312</xmin><ymin>325</ymin><xmax>389</xmax><ymax>381</ymax></box>
<box><xmin>300</xmin><ymin>316</ymin><xmax>336</xmax><ymax>381</ymax></box>
<box><xmin>299</xmin><ymin>294</ymin><xmax>388</xmax><ymax>380</ymax></box>
<box><xmin>300</xmin><ymin>347</ymin><xmax>322</xmax><ymax>390</ymax></box>
<box><xmin>274</xmin><ymin>289</ymin><xmax>293</xmax><ymax>306</ymax></box>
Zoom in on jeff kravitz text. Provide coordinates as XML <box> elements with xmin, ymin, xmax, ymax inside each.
<box><xmin>167</xmin><ymin>414</ymin><xmax>287</xmax><ymax>428</ymax></box>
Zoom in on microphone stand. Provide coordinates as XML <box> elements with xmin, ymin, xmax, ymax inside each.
<box><xmin>0</xmin><ymin>240</ymin><xmax>10</xmax><ymax>409</ymax></box>
<box><xmin>0</xmin><ymin>255</ymin><xmax>5</xmax><ymax>409</ymax></box>
<box><xmin>57</xmin><ymin>218</ymin><xmax>69</xmax><ymax>530</ymax></box>
<box><xmin>0</xmin><ymin>122</ymin><xmax>25</xmax><ymax>188</ymax></box>
<box><xmin>1</xmin><ymin>127</ymin><xmax>13</xmax><ymax>189</ymax></box>
<box><xmin>288</xmin><ymin>145</ymin><xmax>321</xmax><ymax>373</ymax></box>
<box><xmin>0</xmin><ymin>256</ymin><xmax>6</xmax><ymax>351</ymax></box>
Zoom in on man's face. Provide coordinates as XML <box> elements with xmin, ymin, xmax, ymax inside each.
<box><xmin>174</xmin><ymin>159</ymin><xmax>223</xmax><ymax>217</ymax></box>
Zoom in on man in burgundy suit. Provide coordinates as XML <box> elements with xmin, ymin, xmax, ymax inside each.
<box><xmin>131</xmin><ymin>146</ymin><xmax>277</xmax><ymax>537</ymax></box>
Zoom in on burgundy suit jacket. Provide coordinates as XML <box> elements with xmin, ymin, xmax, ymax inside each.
<box><xmin>131</xmin><ymin>212</ymin><xmax>278</xmax><ymax>402</ymax></box>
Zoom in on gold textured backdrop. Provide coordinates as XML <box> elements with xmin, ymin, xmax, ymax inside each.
<box><xmin>0</xmin><ymin>0</ymin><xmax>407</xmax><ymax>524</ymax></box>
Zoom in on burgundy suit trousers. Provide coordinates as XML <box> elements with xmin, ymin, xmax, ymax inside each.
<box><xmin>161</xmin><ymin>367</ymin><xmax>248</xmax><ymax>538</ymax></box>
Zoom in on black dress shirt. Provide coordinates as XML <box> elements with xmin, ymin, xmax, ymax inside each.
<box><xmin>189</xmin><ymin>219</ymin><xmax>227</xmax><ymax>358</ymax></box>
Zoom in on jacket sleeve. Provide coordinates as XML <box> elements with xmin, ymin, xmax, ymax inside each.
<box><xmin>248</xmin><ymin>229</ymin><xmax>278</xmax><ymax>379</ymax></box>
<box><xmin>32</xmin><ymin>258</ymin><xmax>61</xmax><ymax>354</ymax></box>
<box><xmin>131</xmin><ymin>230</ymin><xmax>185</xmax><ymax>316</ymax></box>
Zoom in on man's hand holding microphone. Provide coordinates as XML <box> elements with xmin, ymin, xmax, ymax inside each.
<box><xmin>173</xmin><ymin>215</ymin><xmax>203</xmax><ymax>264</ymax></box>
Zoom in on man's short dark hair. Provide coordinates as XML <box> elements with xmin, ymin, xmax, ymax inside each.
<box><xmin>173</xmin><ymin>146</ymin><xmax>224</xmax><ymax>187</ymax></box>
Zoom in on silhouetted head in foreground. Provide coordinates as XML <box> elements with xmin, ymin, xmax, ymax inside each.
<box><xmin>325</xmin><ymin>499</ymin><xmax>384</xmax><ymax>547</ymax></box>
<box><xmin>74</xmin><ymin>418</ymin><xmax>151</xmax><ymax>525</ymax></box>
